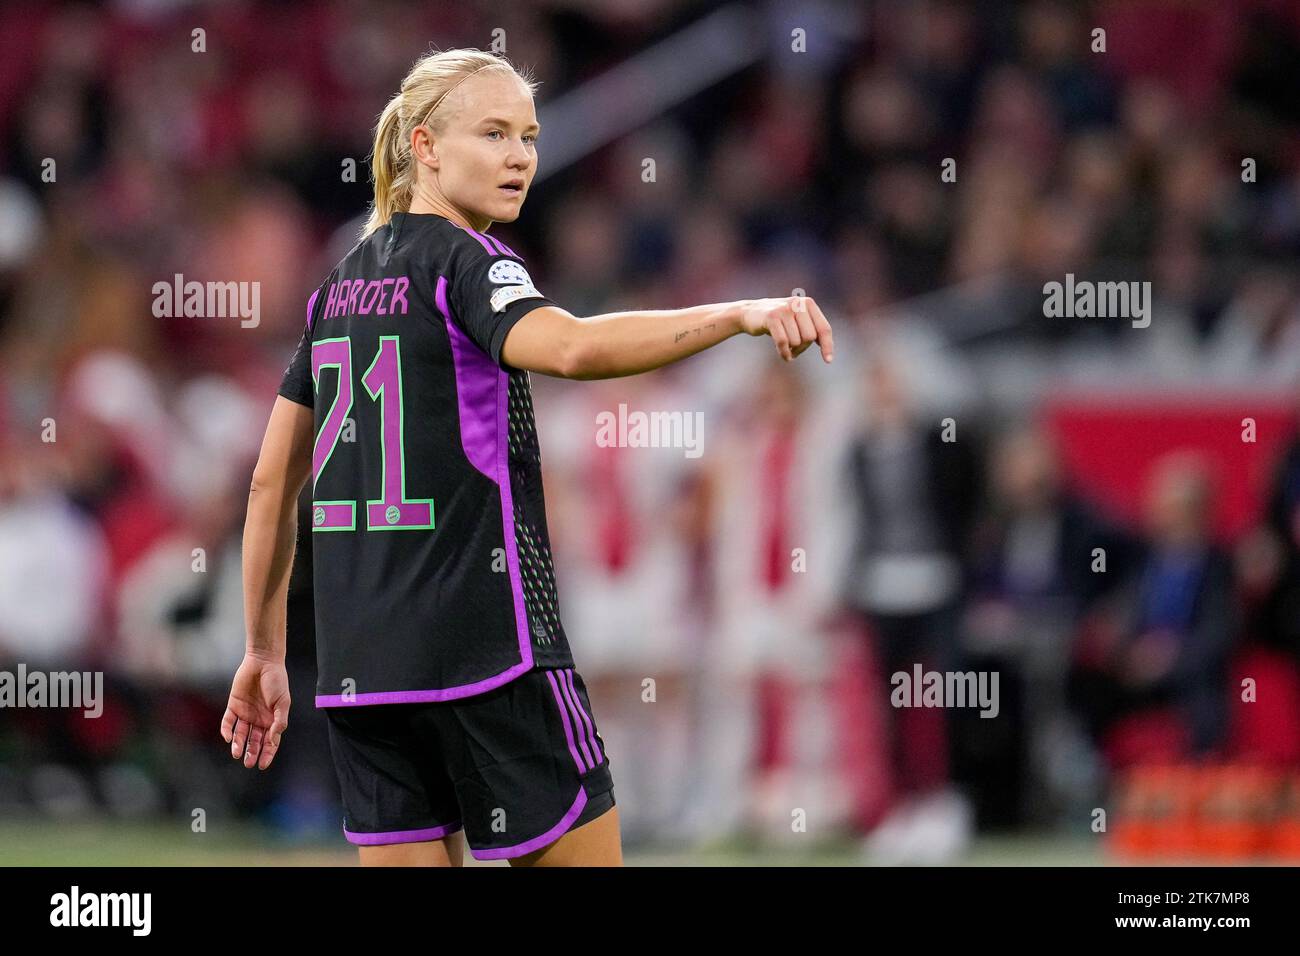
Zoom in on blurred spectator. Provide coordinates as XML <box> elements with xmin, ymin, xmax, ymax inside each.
<box><xmin>0</xmin><ymin>455</ymin><xmax>108</xmax><ymax>666</ymax></box>
<box><xmin>1071</xmin><ymin>452</ymin><xmax>1237</xmax><ymax>764</ymax></box>
<box><xmin>689</xmin><ymin>357</ymin><xmax>850</xmax><ymax>846</ymax></box>
<box><xmin>841</xmin><ymin>347</ymin><xmax>983</xmax><ymax>861</ymax></box>
<box><xmin>960</xmin><ymin>424</ymin><xmax>1131</xmax><ymax>827</ymax></box>
<box><xmin>1256</xmin><ymin>413</ymin><xmax>1300</xmax><ymax>660</ymax></box>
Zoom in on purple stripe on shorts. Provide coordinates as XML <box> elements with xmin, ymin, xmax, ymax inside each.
<box><xmin>469</xmin><ymin>788</ymin><xmax>588</xmax><ymax>860</ymax></box>
<box><xmin>344</xmin><ymin>820</ymin><xmax>463</xmax><ymax>845</ymax></box>
<box><xmin>563</xmin><ymin>668</ymin><xmax>601</xmax><ymax>757</ymax></box>
<box><xmin>566</xmin><ymin>665</ymin><xmax>600</xmax><ymax>764</ymax></box>
<box><xmin>546</xmin><ymin>669</ymin><xmax>588</xmax><ymax>772</ymax></box>
<box><xmin>305</xmin><ymin>287</ymin><xmax>320</xmax><ymax>331</ymax></box>
<box><xmin>555</xmin><ymin>669</ymin><xmax>595</xmax><ymax>770</ymax></box>
<box><xmin>563</xmin><ymin>668</ymin><xmax>603</xmax><ymax>766</ymax></box>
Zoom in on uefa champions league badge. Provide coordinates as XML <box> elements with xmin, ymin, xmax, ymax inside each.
<box><xmin>487</xmin><ymin>260</ymin><xmax>531</xmax><ymax>285</ymax></box>
<box><xmin>487</xmin><ymin>259</ymin><xmax>542</xmax><ymax>313</ymax></box>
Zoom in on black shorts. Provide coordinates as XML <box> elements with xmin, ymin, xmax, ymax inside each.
<box><xmin>325</xmin><ymin>666</ymin><xmax>615</xmax><ymax>860</ymax></box>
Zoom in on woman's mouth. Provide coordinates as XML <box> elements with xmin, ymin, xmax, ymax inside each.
<box><xmin>499</xmin><ymin>181</ymin><xmax>523</xmax><ymax>198</ymax></box>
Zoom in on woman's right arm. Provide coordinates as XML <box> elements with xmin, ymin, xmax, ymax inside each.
<box><xmin>222</xmin><ymin>395</ymin><xmax>313</xmax><ymax>771</ymax></box>
<box><xmin>500</xmin><ymin>296</ymin><xmax>834</xmax><ymax>380</ymax></box>
<box><xmin>243</xmin><ymin>396</ymin><xmax>314</xmax><ymax>663</ymax></box>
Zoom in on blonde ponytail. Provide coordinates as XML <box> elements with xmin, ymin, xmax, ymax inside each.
<box><xmin>362</xmin><ymin>49</ymin><xmax>539</xmax><ymax>238</ymax></box>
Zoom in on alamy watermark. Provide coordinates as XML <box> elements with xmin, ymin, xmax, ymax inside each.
<box><xmin>1043</xmin><ymin>273</ymin><xmax>1151</xmax><ymax>328</ymax></box>
<box><xmin>0</xmin><ymin>665</ymin><xmax>103</xmax><ymax>717</ymax></box>
<box><xmin>50</xmin><ymin>886</ymin><xmax>150</xmax><ymax>936</ymax></box>
<box><xmin>890</xmin><ymin>665</ymin><xmax>999</xmax><ymax>719</ymax></box>
<box><xmin>595</xmin><ymin>403</ymin><xmax>703</xmax><ymax>459</ymax></box>
<box><xmin>152</xmin><ymin>273</ymin><xmax>261</xmax><ymax>328</ymax></box>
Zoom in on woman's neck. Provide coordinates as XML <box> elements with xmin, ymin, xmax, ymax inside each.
<box><xmin>407</xmin><ymin>188</ymin><xmax>491</xmax><ymax>233</ymax></box>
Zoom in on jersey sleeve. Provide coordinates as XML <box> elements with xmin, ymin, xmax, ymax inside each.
<box><xmin>277</xmin><ymin>282</ymin><xmax>331</xmax><ymax>408</ymax></box>
<box><xmin>448</xmin><ymin>246</ymin><xmax>557</xmax><ymax>366</ymax></box>
<box><xmin>277</xmin><ymin>324</ymin><xmax>314</xmax><ymax>408</ymax></box>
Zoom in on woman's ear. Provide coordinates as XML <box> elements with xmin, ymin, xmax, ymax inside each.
<box><xmin>412</xmin><ymin>125</ymin><xmax>439</xmax><ymax>168</ymax></box>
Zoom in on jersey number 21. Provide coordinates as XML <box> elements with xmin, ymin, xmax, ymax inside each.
<box><xmin>310</xmin><ymin>335</ymin><xmax>435</xmax><ymax>532</ymax></box>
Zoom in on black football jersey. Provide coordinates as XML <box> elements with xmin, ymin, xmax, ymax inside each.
<box><xmin>277</xmin><ymin>212</ymin><xmax>575</xmax><ymax>706</ymax></box>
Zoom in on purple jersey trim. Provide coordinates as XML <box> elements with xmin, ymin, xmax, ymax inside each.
<box><xmin>344</xmin><ymin>820</ymin><xmax>463</xmax><ymax>846</ymax></box>
<box><xmin>455</xmin><ymin>222</ymin><xmax>497</xmax><ymax>254</ymax></box>
<box><xmin>469</xmin><ymin>788</ymin><xmax>588</xmax><ymax>860</ymax></box>
<box><xmin>468</xmin><ymin>225</ymin><xmax>506</xmax><ymax>257</ymax></box>
<box><xmin>481</xmin><ymin>232</ymin><xmax>512</xmax><ymax>257</ymax></box>
<box><xmin>306</xmin><ymin>287</ymin><xmax>320</xmax><ymax>331</ymax></box>
<box><xmin>437</xmin><ymin>276</ymin><xmax>498</xmax><ymax>478</ymax></box>
<box><xmin>457</xmin><ymin>222</ymin><xmax>518</xmax><ymax>259</ymax></box>
<box><xmin>489</xmin><ymin>235</ymin><xmax>518</xmax><ymax>258</ymax></box>
<box><xmin>437</xmin><ymin>273</ymin><xmax>533</xmax><ymax>666</ymax></box>
<box><xmin>315</xmin><ymin>664</ymin><xmax>532</xmax><ymax>706</ymax></box>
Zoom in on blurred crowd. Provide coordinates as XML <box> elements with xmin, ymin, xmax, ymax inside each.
<box><xmin>1</xmin><ymin>0</ymin><xmax>1300</xmax><ymax>861</ymax></box>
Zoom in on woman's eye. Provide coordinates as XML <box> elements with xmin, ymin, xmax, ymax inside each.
<box><xmin>486</xmin><ymin>130</ymin><xmax>537</xmax><ymax>145</ymax></box>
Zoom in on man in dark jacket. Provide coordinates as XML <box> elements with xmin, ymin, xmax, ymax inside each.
<box><xmin>1071</xmin><ymin>451</ymin><xmax>1237</xmax><ymax>758</ymax></box>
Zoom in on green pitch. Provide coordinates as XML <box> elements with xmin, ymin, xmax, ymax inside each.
<box><xmin>0</xmin><ymin>820</ymin><xmax>1108</xmax><ymax>866</ymax></box>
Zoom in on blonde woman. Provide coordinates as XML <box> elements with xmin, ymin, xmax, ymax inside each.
<box><xmin>221</xmin><ymin>48</ymin><xmax>833</xmax><ymax>867</ymax></box>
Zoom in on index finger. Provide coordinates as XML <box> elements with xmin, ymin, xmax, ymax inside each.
<box><xmin>807</xmin><ymin>298</ymin><xmax>834</xmax><ymax>363</ymax></box>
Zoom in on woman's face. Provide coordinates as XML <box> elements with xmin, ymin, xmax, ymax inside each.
<box><xmin>423</xmin><ymin>70</ymin><xmax>539</xmax><ymax>230</ymax></box>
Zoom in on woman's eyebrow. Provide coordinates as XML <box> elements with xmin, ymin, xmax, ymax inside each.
<box><xmin>479</xmin><ymin>116</ymin><xmax>541</xmax><ymax>132</ymax></box>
